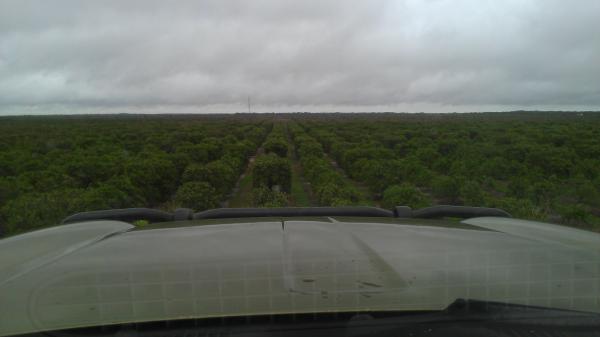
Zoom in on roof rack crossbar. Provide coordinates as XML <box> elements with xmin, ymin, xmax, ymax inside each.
<box><xmin>62</xmin><ymin>208</ymin><xmax>178</xmax><ymax>224</ymax></box>
<box><xmin>193</xmin><ymin>207</ymin><xmax>394</xmax><ymax>219</ymax></box>
<box><xmin>60</xmin><ymin>205</ymin><xmax>511</xmax><ymax>224</ymax></box>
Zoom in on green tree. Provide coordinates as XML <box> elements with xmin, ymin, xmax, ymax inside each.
<box><xmin>182</xmin><ymin>163</ymin><xmax>207</xmax><ymax>183</ymax></box>
<box><xmin>0</xmin><ymin>177</ymin><xmax>20</xmax><ymax>207</ymax></box>
<box><xmin>559</xmin><ymin>204</ymin><xmax>591</xmax><ymax>226</ymax></box>
<box><xmin>459</xmin><ymin>181</ymin><xmax>485</xmax><ymax>206</ymax></box>
<box><xmin>1</xmin><ymin>189</ymin><xmax>86</xmax><ymax>234</ymax></box>
<box><xmin>174</xmin><ymin>182</ymin><xmax>220</xmax><ymax>211</ymax></box>
<box><xmin>127</xmin><ymin>156</ymin><xmax>178</xmax><ymax>205</ymax></box>
<box><xmin>264</xmin><ymin>138</ymin><xmax>288</xmax><ymax>157</ymax></box>
<box><xmin>252</xmin><ymin>154</ymin><xmax>292</xmax><ymax>192</ymax></box>
<box><xmin>73</xmin><ymin>183</ymin><xmax>143</xmax><ymax>212</ymax></box>
<box><xmin>315</xmin><ymin>183</ymin><xmax>361</xmax><ymax>206</ymax></box>
<box><xmin>431</xmin><ymin>175</ymin><xmax>461</xmax><ymax>204</ymax></box>
<box><xmin>297</xmin><ymin>140</ymin><xmax>323</xmax><ymax>158</ymax></box>
<box><xmin>381</xmin><ymin>184</ymin><xmax>431</xmax><ymax>209</ymax></box>
<box><xmin>252</xmin><ymin>186</ymin><xmax>288</xmax><ymax>207</ymax></box>
<box><xmin>175</xmin><ymin>143</ymin><xmax>211</xmax><ymax>164</ymax></box>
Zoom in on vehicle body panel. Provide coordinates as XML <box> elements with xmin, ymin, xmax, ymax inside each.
<box><xmin>1</xmin><ymin>217</ymin><xmax>599</xmax><ymax>336</ymax></box>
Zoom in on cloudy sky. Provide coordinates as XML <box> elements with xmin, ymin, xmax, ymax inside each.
<box><xmin>1</xmin><ymin>0</ymin><xmax>599</xmax><ymax>115</ymax></box>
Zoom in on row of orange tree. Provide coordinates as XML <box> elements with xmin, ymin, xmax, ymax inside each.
<box><xmin>295</xmin><ymin>112</ymin><xmax>600</xmax><ymax>230</ymax></box>
<box><xmin>288</xmin><ymin>122</ymin><xmax>365</xmax><ymax>206</ymax></box>
<box><xmin>251</xmin><ymin>123</ymin><xmax>291</xmax><ymax>206</ymax></box>
<box><xmin>0</xmin><ymin>115</ymin><xmax>270</xmax><ymax>235</ymax></box>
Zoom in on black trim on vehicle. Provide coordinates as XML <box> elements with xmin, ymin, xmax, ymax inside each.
<box><xmin>62</xmin><ymin>208</ymin><xmax>191</xmax><ymax>224</ymax></box>
<box><xmin>12</xmin><ymin>299</ymin><xmax>600</xmax><ymax>337</ymax></box>
<box><xmin>62</xmin><ymin>205</ymin><xmax>511</xmax><ymax>224</ymax></box>
<box><xmin>193</xmin><ymin>207</ymin><xmax>394</xmax><ymax>219</ymax></box>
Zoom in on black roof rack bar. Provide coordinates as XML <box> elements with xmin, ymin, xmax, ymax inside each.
<box><xmin>61</xmin><ymin>208</ymin><xmax>186</xmax><ymax>224</ymax></box>
<box><xmin>193</xmin><ymin>207</ymin><xmax>394</xmax><ymax>220</ymax></box>
<box><xmin>411</xmin><ymin>205</ymin><xmax>511</xmax><ymax>219</ymax></box>
<box><xmin>60</xmin><ymin>205</ymin><xmax>511</xmax><ymax>224</ymax></box>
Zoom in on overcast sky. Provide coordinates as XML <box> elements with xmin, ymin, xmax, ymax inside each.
<box><xmin>1</xmin><ymin>0</ymin><xmax>599</xmax><ymax>115</ymax></box>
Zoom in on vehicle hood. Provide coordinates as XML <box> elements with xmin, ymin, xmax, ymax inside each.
<box><xmin>1</xmin><ymin>217</ymin><xmax>599</xmax><ymax>336</ymax></box>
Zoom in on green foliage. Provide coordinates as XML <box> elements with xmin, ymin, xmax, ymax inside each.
<box><xmin>571</xmin><ymin>175</ymin><xmax>600</xmax><ymax>205</ymax></box>
<box><xmin>0</xmin><ymin>177</ymin><xmax>20</xmax><ymax>206</ymax></box>
<box><xmin>558</xmin><ymin>204</ymin><xmax>591</xmax><ymax>226</ymax></box>
<box><xmin>263</xmin><ymin>123</ymin><xmax>289</xmax><ymax>157</ymax></box>
<box><xmin>431</xmin><ymin>175</ymin><xmax>462</xmax><ymax>204</ymax></box>
<box><xmin>0</xmin><ymin>116</ymin><xmax>270</xmax><ymax>234</ymax></box>
<box><xmin>528</xmin><ymin>179</ymin><xmax>558</xmax><ymax>205</ymax></box>
<box><xmin>1</xmin><ymin>183</ymin><xmax>142</xmax><ymax>234</ymax></box>
<box><xmin>487</xmin><ymin>197</ymin><xmax>548</xmax><ymax>221</ymax></box>
<box><xmin>174</xmin><ymin>182</ymin><xmax>220</xmax><ymax>211</ymax></box>
<box><xmin>296</xmin><ymin>139</ymin><xmax>323</xmax><ymax>158</ymax></box>
<box><xmin>126</xmin><ymin>156</ymin><xmax>178</xmax><ymax>205</ymax></box>
<box><xmin>2</xmin><ymin>191</ymin><xmax>77</xmax><ymax>233</ymax></box>
<box><xmin>300</xmin><ymin>112</ymin><xmax>600</xmax><ymax>228</ymax></box>
<box><xmin>264</xmin><ymin>138</ymin><xmax>288</xmax><ymax>157</ymax></box>
<box><xmin>72</xmin><ymin>182</ymin><xmax>143</xmax><ymax>211</ymax></box>
<box><xmin>314</xmin><ymin>183</ymin><xmax>361</xmax><ymax>206</ymax></box>
<box><xmin>398</xmin><ymin>157</ymin><xmax>433</xmax><ymax>187</ymax></box>
<box><xmin>182</xmin><ymin>160</ymin><xmax>238</xmax><ymax>196</ymax></box>
<box><xmin>507</xmin><ymin>176</ymin><xmax>530</xmax><ymax>199</ymax></box>
<box><xmin>252</xmin><ymin>186</ymin><xmax>288</xmax><ymax>207</ymax></box>
<box><xmin>290</xmin><ymin>123</ymin><xmax>366</xmax><ymax>206</ymax></box>
<box><xmin>182</xmin><ymin>163</ymin><xmax>206</xmax><ymax>183</ymax></box>
<box><xmin>252</xmin><ymin>154</ymin><xmax>292</xmax><ymax>192</ymax></box>
<box><xmin>348</xmin><ymin>159</ymin><xmax>398</xmax><ymax>194</ymax></box>
<box><xmin>3</xmin><ymin>113</ymin><xmax>600</xmax><ymax>234</ymax></box>
<box><xmin>459</xmin><ymin>180</ymin><xmax>485</xmax><ymax>206</ymax></box>
<box><xmin>381</xmin><ymin>184</ymin><xmax>431</xmax><ymax>209</ymax></box>
<box><xmin>133</xmin><ymin>219</ymin><xmax>150</xmax><ymax>227</ymax></box>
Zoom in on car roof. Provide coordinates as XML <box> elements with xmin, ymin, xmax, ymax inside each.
<box><xmin>1</xmin><ymin>216</ymin><xmax>599</xmax><ymax>336</ymax></box>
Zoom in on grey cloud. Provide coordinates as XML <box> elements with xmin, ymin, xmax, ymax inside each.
<box><xmin>1</xmin><ymin>0</ymin><xmax>599</xmax><ymax>114</ymax></box>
